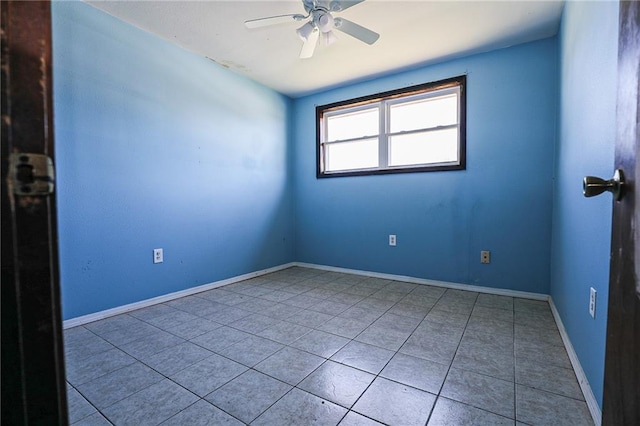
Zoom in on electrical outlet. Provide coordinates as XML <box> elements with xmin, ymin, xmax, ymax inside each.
<box><xmin>480</xmin><ymin>250</ymin><xmax>491</xmax><ymax>264</ymax></box>
<box><xmin>389</xmin><ymin>235</ymin><xmax>397</xmax><ymax>246</ymax></box>
<box><xmin>589</xmin><ymin>287</ymin><xmax>597</xmax><ymax>318</ymax></box>
<box><xmin>153</xmin><ymin>248</ymin><xmax>163</xmax><ymax>264</ymax></box>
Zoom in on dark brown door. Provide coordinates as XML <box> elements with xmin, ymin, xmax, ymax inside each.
<box><xmin>1</xmin><ymin>1</ymin><xmax>68</xmax><ymax>424</ymax></box>
<box><xmin>602</xmin><ymin>1</ymin><xmax>640</xmax><ymax>425</ymax></box>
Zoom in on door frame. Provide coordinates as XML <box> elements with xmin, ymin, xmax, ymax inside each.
<box><xmin>602</xmin><ymin>1</ymin><xmax>640</xmax><ymax>425</ymax></box>
<box><xmin>1</xmin><ymin>1</ymin><xmax>68</xmax><ymax>423</ymax></box>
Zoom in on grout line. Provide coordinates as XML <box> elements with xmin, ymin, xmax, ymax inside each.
<box><xmin>159</xmin><ymin>399</ymin><xmax>200</xmax><ymax>425</ymax></box>
<box><xmin>433</xmin><ymin>291</ymin><xmax>478</xmax><ymax>420</ymax></box>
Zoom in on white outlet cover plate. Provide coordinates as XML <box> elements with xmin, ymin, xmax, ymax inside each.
<box><xmin>153</xmin><ymin>248</ymin><xmax>163</xmax><ymax>264</ymax></box>
<box><xmin>389</xmin><ymin>235</ymin><xmax>397</xmax><ymax>246</ymax></box>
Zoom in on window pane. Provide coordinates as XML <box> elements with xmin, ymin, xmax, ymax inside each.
<box><xmin>326</xmin><ymin>107</ymin><xmax>379</xmax><ymax>141</ymax></box>
<box><xmin>389</xmin><ymin>128</ymin><xmax>458</xmax><ymax>166</ymax></box>
<box><xmin>389</xmin><ymin>94</ymin><xmax>457</xmax><ymax>133</ymax></box>
<box><xmin>325</xmin><ymin>138</ymin><xmax>378</xmax><ymax>171</ymax></box>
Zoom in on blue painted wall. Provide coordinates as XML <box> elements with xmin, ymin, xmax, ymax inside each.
<box><xmin>292</xmin><ymin>39</ymin><xmax>558</xmax><ymax>294</ymax></box>
<box><xmin>551</xmin><ymin>0</ymin><xmax>619</xmax><ymax>408</ymax></box>
<box><xmin>51</xmin><ymin>0</ymin><xmax>619</xmax><ymax>413</ymax></box>
<box><xmin>52</xmin><ymin>2</ymin><xmax>294</xmax><ymax>319</ymax></box>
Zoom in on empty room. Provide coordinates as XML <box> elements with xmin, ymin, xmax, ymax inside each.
<box><xmin>3</xmin><ymin>0</ymin><xmax>637</xmax><ymax>425</ymax></box>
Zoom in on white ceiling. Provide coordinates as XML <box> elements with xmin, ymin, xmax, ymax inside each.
<box><xmin>87</xmin><ymin>0</ymin><xmax>565</xmax><ymax>97</ymax></box>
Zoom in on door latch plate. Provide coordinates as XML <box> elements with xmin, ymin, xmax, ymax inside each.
<box><xmin>9</xmin><ymin>153</ymin><xmax>55</xmax><ymax>196</ymax></box>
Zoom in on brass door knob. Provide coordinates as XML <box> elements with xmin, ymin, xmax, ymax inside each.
<box><xmin>583</xmin><ymin>169</ymin><xmax>625</xmax><ymax>201</ymax></box>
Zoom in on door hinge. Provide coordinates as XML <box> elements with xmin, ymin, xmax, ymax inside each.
<box><xmin>9</xmin><ymin>153</ymin><xmax>55</xmax><ymax>196</ymax></box>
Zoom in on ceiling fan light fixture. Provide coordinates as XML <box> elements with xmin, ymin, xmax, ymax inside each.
<box><xmin>323</xmin><ymin>30</ymin><xmax>338</xmax><ymax>46</ymax></box>
<box><xmin>296</xmin><ymin>22</ymin><xmax>315</xmax><ymax>41</ymax></box>
<box><xmin>317</xmin><ymin>12</ymin><xmax>334</xmax><ymax>33</ymax></box>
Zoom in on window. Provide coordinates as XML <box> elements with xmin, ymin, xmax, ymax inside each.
<box><xmin>316</xmin><ymin>75</ymin><xmax>466</xmax><ymax>178</ymax></box>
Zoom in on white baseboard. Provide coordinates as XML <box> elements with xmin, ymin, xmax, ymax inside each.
<box><xmin>62</xmin><ymin>262</ymin><xmax>296</xmax><ymax>329</ymax></box>
<box><xmin>549</xmin><ymin>297</ymin><xmax>602</xmax><ymax>426</ymax></box>
<box><xmin>294</xmin><ymin>262</ymin><xmax>549</xmax><ymax>301</ymax></box>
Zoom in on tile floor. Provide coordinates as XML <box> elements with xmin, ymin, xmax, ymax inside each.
<box><xmin>65</xmin><ymin>267</ymin><xmax>593</xmax><ymax>425</ymax></box>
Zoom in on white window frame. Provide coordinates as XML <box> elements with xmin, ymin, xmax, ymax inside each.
<box><xmin>317</xmin><ymin>76</ymin><xmax>466</xmax><ymax>178</ymax></box>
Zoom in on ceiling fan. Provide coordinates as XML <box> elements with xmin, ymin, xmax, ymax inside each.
<box><xmin>244</xmin><ymin>0</ymin><xmax>379</xmax><ymax>59</ymax></box>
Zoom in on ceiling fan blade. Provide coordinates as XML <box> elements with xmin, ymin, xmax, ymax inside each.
<box><xmin>330</xmin><ymin>0</ymin><xmax>366</xmax><ymax>12</ymax></box>
<box><xmin>244</xmin><ymin>14</ymin><xmax>304</xmax><ymax>29</ymax></box>
<box><xmin>299</xmin><ymin>29</ymin><xmax>320</xmax><ymax>59</ymax></box>
<box><xmin>333</xmin><ymin>18</ymin><xmax>379</xmax><ymax>45</ymax></box>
